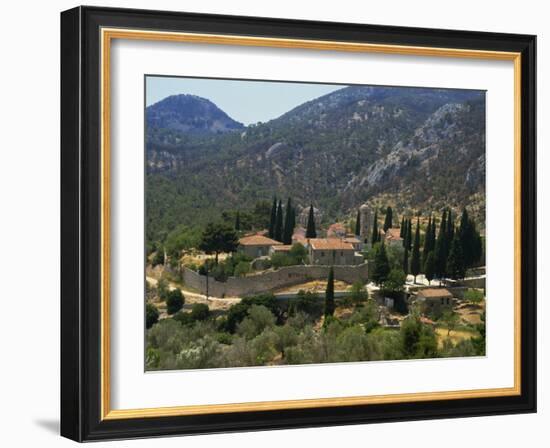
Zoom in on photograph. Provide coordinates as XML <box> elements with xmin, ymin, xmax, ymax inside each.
<box><xmin>144</xmin><ymin>76</ymin><xmax>487</xmax><ymax>371</ymax></box>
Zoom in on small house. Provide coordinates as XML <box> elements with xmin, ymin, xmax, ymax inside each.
<box><xmin>415</xmin><ymin>288</ymin><xmax>453</xmax><ymax>315</ymax></box>
<box><xmin>238</xmin><ymin>235</ymin><xmax>282</xmax><ymax>258</ymax></box>
<box><xmin>308</xmin><ymin>238</ymin><xmax>357</xmax><ymax>265</ymax></box>
<box><xmin>384</xmin><ymin>228</ymin><xmax>403</xmax><ymax>246</ymax></box>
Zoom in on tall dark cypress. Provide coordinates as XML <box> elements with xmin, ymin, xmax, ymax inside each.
<box><xmin>422</xmin><ymin>215</ymin><xmax>432</xmax><ymax>266</ymax></box>
<box><xmin>324</xmin><ymin>266</ymin><xmax>335</xmax><ymax>317</ymax></box>
<box><xmin>282</xmin><ymin>197</ymin><xmax>294</xmax><ymax>244</ymax></box>
<box><xmin>355</xmin><ymin>209</ymin><xmax>361</xmax><ymax>236</ymax></box>
<box><xmin>305</xmin><ymin>204</ymin><xmax>317</xmax><ymax>239</ymax></box>
<box><xmin>407</xmin><ymin>219</ymin><xmax>413</xmax><ymax>251</ymax></box>
<box><xmin>371</xmin><ymin>211</ymin><xmax>379</xmax><ymax>244</ymax></box>
<box><xmin>447</xmin><ymin>234</ymin><xmax>466</xmax><ymax>280</ymax></box>
<box><xmin>434</xmin><ymin>209</ymin><xmax>448</xmax><ymax>279</ymax></box>
<box><xmin>403</xmin><ymin>245</ymin><xmax>409</xmax><ymax>274</ymax></box>
<box><xmin>274</xmin><ymin>200</ymin><xmax>283</xmax><ymax>242</ymax></box>
<box><xmin>400</xmin><ymin>216</ymin><xmax>405</xmax><ymax>237</ymax></box>
<box><xmin>410</xmin><ymin>218</ymin><xmax>421</xmax><ymax>283</ymax></box>
<box><xmin>235</xmin><ymin>211</ymin><xmax>241</xmax><ymax>231</ymax></box>
<box><xmin>446</xmin><ymin>209</ymin><xmax>454</xmax><ymax>243</ymax></box>
<box><xmin>383</xmin><ymin>206</ymin><xmax>393</xmax><ymax>232</ymax></box>
<box><xmin>268</xmin><ymin>197</ymin><xmax>277</xmax><ymax>238</ymax></box>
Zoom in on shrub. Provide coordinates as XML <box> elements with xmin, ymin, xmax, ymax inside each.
<box><xmin>173</xmin><ymin>311</ymin><xmax>193</xmax><ymax>326</ymax></box>
<box><xmin>349</xmin><ymin>281</ymin><xmax>369</xmax><ymax>305</ymax></box>
<box><xmin>237</xmin><ymin>305</ymin><xmax>276</xmax><ymax>339</ymax></box>
<box><xmin>234</xmin><ymin>261</ymin><xmax>251</xmax><ymax>277</ymax></box>
<box><xmin>166</xmin><ymin>288</ymin><xmax>185</xmax><ymax>315</ymax></box>
<box><xmin>464</xmin><ymin>288</ymin><xmax>484</xmax><ymax>304</ymax></box>
<box><xmin>145</xmin><ymin>303</ymin><xmax>159</xmax><ymax>329</ymax></box>
<box><xmin>191</xmin><ymin>303</ymin><xmax>210</xmax><ymax>321</ymax></box>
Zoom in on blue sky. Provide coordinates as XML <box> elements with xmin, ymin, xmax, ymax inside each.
<box><xmin>146</xmin><ymin>76</ymin><xmax>343</xmax><ymax>125</ymax></box>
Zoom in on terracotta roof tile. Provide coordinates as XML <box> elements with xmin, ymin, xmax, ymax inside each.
<box><xmin>417</xmin><ymin>288</ymin><xmax>453</xmax><ymax>299</ymax></box>
<box><xmin>239</xmin><ymin>235</ymin><xmax>283</xmax><ymax>246</ymax></box>
<box><xmin>309</xmin><ymin>238</ymin><xmax>355</xmax><ymax>250</ymax></box>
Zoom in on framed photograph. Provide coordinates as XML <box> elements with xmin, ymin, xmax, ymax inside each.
<box><xmin>60</xmin><ymin>6</ymin><xmax>536</xmax><ymax>441</ymax></box>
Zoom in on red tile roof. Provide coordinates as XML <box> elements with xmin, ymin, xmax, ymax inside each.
<box><xmin>385</xmin><ymin>228</ymin><xmax>402</xmax><ymax>241</ymax></box>
<box><xmin>239</xmin><ymin>235</ymin><xmax>283</xmax><ymax>246</ymax></box>
<box><xmin>417</xmin><ymin>288</ymin><xmax>452</xmax><ymax>299</ymax></box>
<box><xmin>309</xmin><ymin>238</ymin><xmax>355</xmax><ymax>251</ymax></box>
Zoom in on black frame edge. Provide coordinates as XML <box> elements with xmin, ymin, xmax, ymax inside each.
<box><xmin>61</xmin><ymin>6</ymin><xmax>83</xmax><ymax>442</ymax></box>
<box><xmin>60</xmin><ymin>5</ymin><xmax>537</xmax><ymax>442</ymax></box>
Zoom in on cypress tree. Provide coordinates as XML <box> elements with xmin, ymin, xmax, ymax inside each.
<box><xmin>371</xmin><ymin>241</ymin><xmax>390</xmax><ymax>285</ymax></box>
<box><xmin>403</xmin><ymin>245</ymin><xmax>409</xmax><ymax>274</ymax></box>
<box><xmin>268</xmin><ymin>197</ymin><xmax>277</xmax><ymax>238</ymax></box>
<box><xmin>383</xmin><ymin>206</ymin><xmax>393</xmax><ymax>232</ymax></box>
<box><xmin>410</xmin><ymin>218</ymin><xmax>421</xmax><ymax>283</ymax></box>
<box><xmin>422</xmin><ymin>215</ymin><xmax>432</xmax><ymax>266</ymax></box>
<box><xmin>305</xmin><ymin>204</ymin><xmax>317</xmax><ymax>238</ymax></box>
<box><xmin>434</xmin><ymin>210</ymin><xmax>448</xmax><ymax>280</ymax></box>
<box><xmin>274</xmin><ymin>200</ymin><xmax>283</xmax><ymax>242</ymax></box>
<box><xmin>459</xmin><ymin>207</ymin><xmax>483</xmax><ymax>269</ymax></box>
<box><xmin>324</xmin><ymin>266</ymin><xmax>335</xmax><ymax>317</ymax></box>
<box><xmin>282</xmin><ymin>197</ymin><xmax>294</xmax><ymax>244</ymax></box>
<box><xmin>425</xmin><ymin>251</ymin><xmax>435</xmax><ymax>285</ymax></box>
<box><xmin>400</xmin><ymin>216</ymin><xmax>405</xmax><ymax>237</ymax></box>
<box><xmin>371</xmin><ymin>211</ymin><xmax>379</xmax><ymax>244</ymax></box>
<box><xmin>235</xmin><ymin>211</ymin><xmax>241</xmax><ymax>231</ymax></box>
<box><xmin>407</xmin><ymin>219</ymin><xmax>413</xmax><ymax>251</ymax></box>
<box><xmin>355</xmin><ymin>209</ymin><xmax>361</xmax><ymax>236</ymax></box>
<box><xmin>447</xmin><ymin>234</ymin><xmax>466</xmax><ymax>280</ymax></box>
<box><xmin>446</xmin><ymin>209</ymin><xmax>454</xmax><ymax>243</ymax></box>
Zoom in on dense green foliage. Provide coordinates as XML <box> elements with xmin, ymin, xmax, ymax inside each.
<box><xmin>145</xmin><ymin>303</ymin><xmax>159</xmax><ymax>329</ymax></box>
<box><xmin>145</xmin><ymin>294</ymin><xmax>482</xmax><ymax>370</ymax></box>
<box><xmin>166</xmin><ymin>288</ymin><xmax>185</xmax><ymax>315</ymax></box>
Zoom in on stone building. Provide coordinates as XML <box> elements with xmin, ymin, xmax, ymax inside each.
<box><xmin>238</xmin><ymin>234</ymin><xmax>282</xmax><ymax>258</ymax></box>
<box><xmin>307</xmin><ymin>238</ymin><xmax>360</xmax><ymax>265</ymax></box>
<box><xmin>359</xmin><ymin>203</ymin><xmax>372</xmax><ymax>243</ymax></box>
<box><xmin>415</xmin><ymin>288</ymin><xmax>454</xmax><ymax>315</ymax></box>
<box><xmin>384</xmin><ymin>228</ymin><xmax>403</xmax><ymax>246</ymax></box>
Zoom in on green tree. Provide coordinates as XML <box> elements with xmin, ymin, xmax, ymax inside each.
<box><xmin>447</xmin><ymin>234</ymin><xmax>466</xmax><ymax>280</ymax></box>
<box><xmin>424</xmin><ymin>251</ymin><xmax>435</xmax><ymax>285</ymax></box>
<box><xmin>268</xmin><ymin>196</ymin><xmax>277</xmax><ymax>238</ymax></box>
<box><xmin>234</xmin><ymin>211</ymin><xmax>241</xmax><ymax>231</ymax></box>
<box><xmin>146</xmin><ymin>303</ymin><xmax>159</xmax><ymax>329</ymax></box>
<box><xmin>371</xmin><ymin>242</ymin><xmax>390</xmax><ymax>285</ymax></box>
<box><xmin>324</xmin><ymin>266</ymin><xmax>335</xmax><ymax>317</ymax></box>
<box><xmin>199</xmin><ymin>222</ymin><xmax>239</xmax><ymax>264</ymax></box>
<box><xmin>306</xmin><ymin>204</ymin><xmax>317</xmax><ymax>238</ymax></box>
<box><xmin>282</xmin><ymin>197</ymin><xmax>294</xmax><ymax>244</ymax></box>
<box><xmin>441</xmin><ymin>310</ymin><xmax>460</xmax><ymax>336</ymax></box>
<box><xmin>458</xmin><ymin>207</ymin><xmax>483</xmax><ymax>268</ymax></box>
<box><xmin>400</xmin><ymin>216</ymin><xmax>405</xmax><ymax>237</ymax></box>
<box><xmin>350</xmin><ymin>281</ymin><xmax>368</xmax><ymax>305</ymax></box>
<box><xmin>355</xmin><ymin>209</ymin><xmax>361</xmax><ymax>236</ymax></box>
<box><xmin>151</xmin><ymin>249</ymin><xmax>164</xmax><ymax>267</ymax></box>
<box><xmin>274</xmin><ymin>200</ymin><xmax>283</xmax><ymax>242</ymax></box>
<box><xmin>422</xmin><ymin>215</ymin><xmax>433</xmax><ymax>266</ymax></box>
<box><xmin>289</xmin><ymin>242</ymin><xmax>307</xmax><ymax>264</ymax></box>
<box><xmin>383</xmin><ymin>206</ymin><xmax>393</xmax><ymax>231</ymax></box>
<box><xmin>434</xmin><ymin>209</ymin><xmax>448</xmax><ymax>279</ymax></box>
<box><xmin>410</xmin><ymin>218</ymin><xmax>421</xmax><ymax>283</ymax></box>
<box><xmin>403</xmin><ymin>245</ymin><xmax>409</xmax><ymax>274</ymax></box>
<box><xmin>234</xmin><ymin>261</ymin><xmax>251</xmax><ymax>277</ymax></box>
<box><xmin>190</xmin><ymin>303</ymin><xmax>210</xmax><ymax>321</ymax></box>
<box><xmin>371</xmin><ymin>211</ymin><xmax>379</xmax><ymax>244</ymax></box>
<box><xmin>166</xmin><ymin>288</ymin><xmax>185</xmax><ymax>315</ymax></box>
<box><xmin>383</xmin><ymin>268</ymin><xmax>407</xmax><ymax>293</ymax></box>
<box><xmin>407</xmin><ymin>219</ymin><xmax>413</xmax><ymax>251</ymax></box>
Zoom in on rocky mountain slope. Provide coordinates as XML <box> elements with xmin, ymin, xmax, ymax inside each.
<box><xmin>145</xmin><ymin>86</ymin><xmax>486</xmax><ymax>242</ymax></box>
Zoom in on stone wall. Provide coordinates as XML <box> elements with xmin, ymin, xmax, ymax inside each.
<box><xmin>182</xmin><ymin>263</ymin><xmax>369</xmax><ymax>298</ymax></box>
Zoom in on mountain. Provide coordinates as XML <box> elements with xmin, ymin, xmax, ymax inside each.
<box><xmin>146</xmin><ymin>94</ymin><xmax>244</xmax><ymax>135</ymax></box>
<box><xmin>145</xmin><ymin>86</ymin><xmax>485</xmax><ymax>243</ymax></box>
